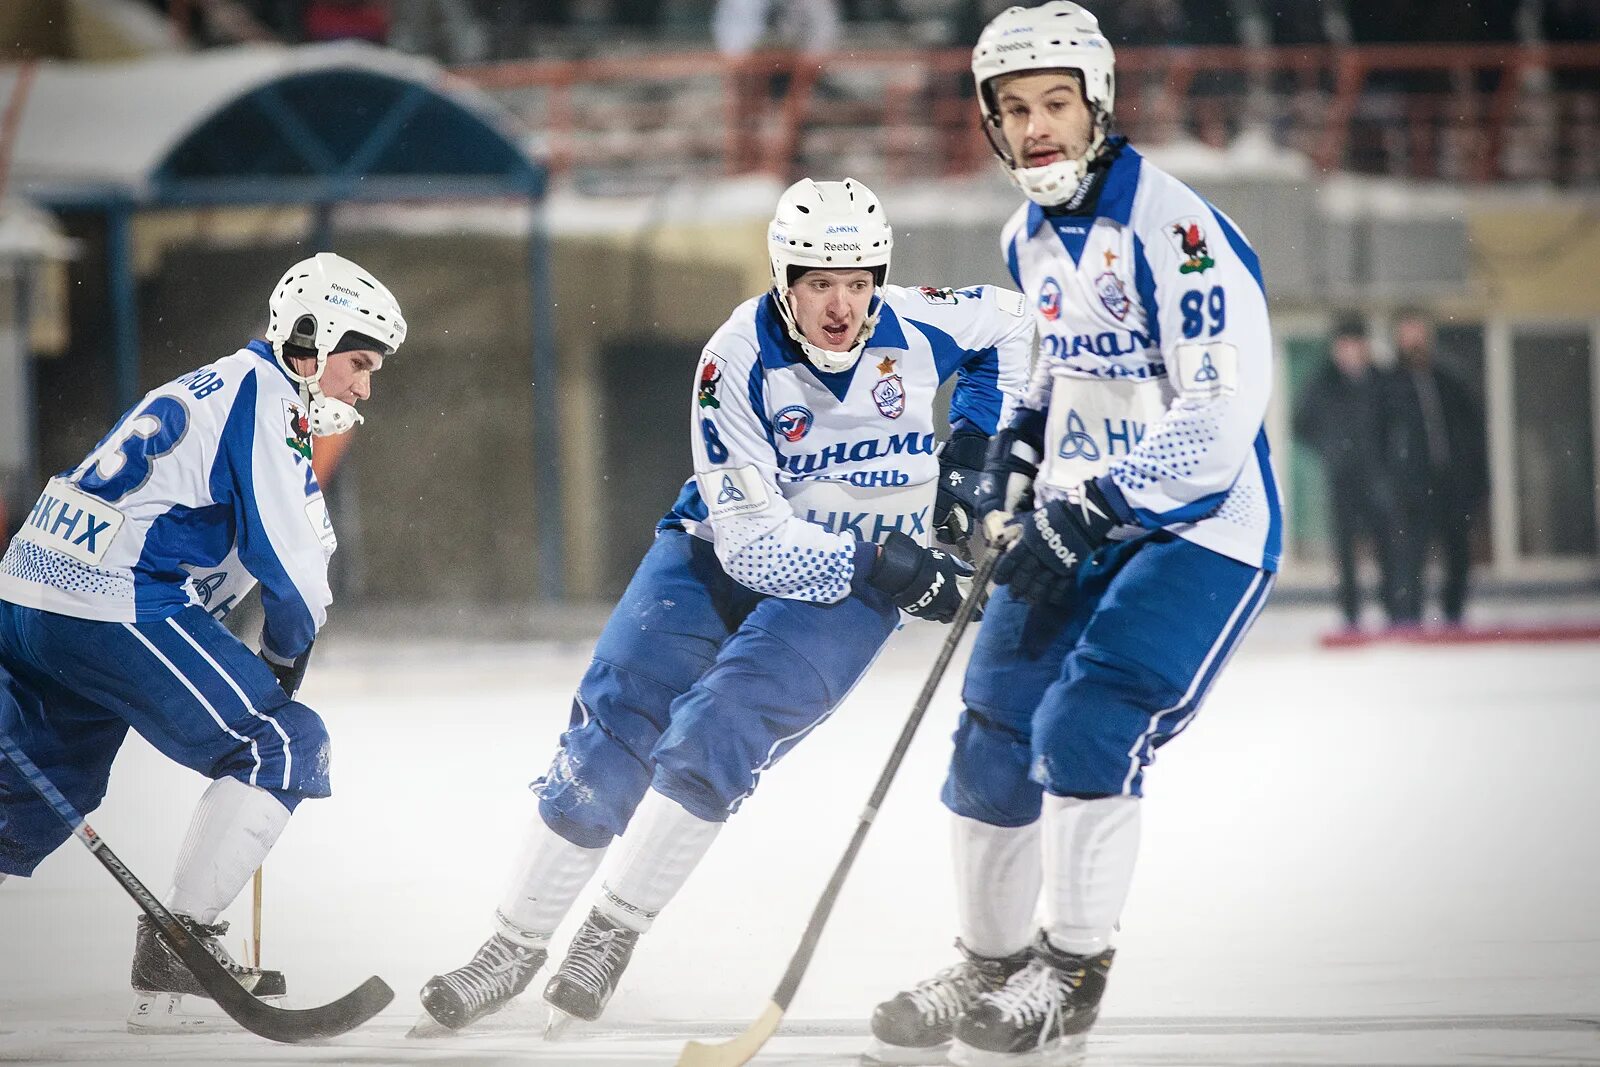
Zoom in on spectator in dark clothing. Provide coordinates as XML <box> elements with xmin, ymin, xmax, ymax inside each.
<box><xmin>1384</xmin><ymin>310</ymin><xmax>1489</xmax><ymax>627</ymax></box>
<box><xmin>1295</xmin><ymin>316</ymin><xmax>1402</xmax><ymax>629</ymax></box>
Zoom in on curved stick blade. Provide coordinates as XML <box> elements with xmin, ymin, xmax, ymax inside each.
<box><xmin>675</xmin><ymin>1002</ymin><xmax>784</xmax><ymax>1067</ymax></box>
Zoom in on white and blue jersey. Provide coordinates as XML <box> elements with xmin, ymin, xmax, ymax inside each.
<box><xmin>660</xmin><ymin>284</ymin><xmax>1033</xmax><ymax>602</ymax></box>
<box><xmin>1001</xmin><ymin>141</ymin><xmax>1282</xmax><ymax>571</ymax></box>
<box><xmin>0</xmin><ymin>340</ymin><xmax>336</xmax><ymax>661</ymax></box>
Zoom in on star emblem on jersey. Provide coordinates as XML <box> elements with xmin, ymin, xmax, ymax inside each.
<box><xmin>716</xmin><ymin>473</ymin><xmax>745</xmax><ymax>505</ymax></box>
<box><xmin>872</xmin><ymin>373</ymin><xmax>905</xmax><ymax>419</ymax></box>
<box><xmin>283</xmin><ymin>400</ymin><xmax>313</xmax><ymax>461</ymax></box>
<box><xmin>1103</xmin><ymin>248</ymin><xmax>1118</xmax><ymax>268</ymax></box>
<box><xmin>697</xmin><ymin>356</ymin><xmax>722</xmax><ymax>409</ymax></box>
<box><xmin>876</xmin><ymin>353</ymin><xmax>896</xmax><ymax>375</ymax></box>
<box><xmin>1166</xmin><ymin>217</ymin><xmax>1216</xmax><ymax>274</ymax></box>
<box><xmin>1095</xmin><ymin>271</ymin><xmax>1130</xmax><ymax>321</ymax></box>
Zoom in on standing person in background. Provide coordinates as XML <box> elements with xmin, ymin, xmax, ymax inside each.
<box><xmin>1294</xmin><ymin>315</ymin><xmax>1400</xmax><ymax>631</ymax></box>
<box><xmin>865</xmin><ymin>4</ymin><xmax>1281</xmax><ymax>1065</ymax></box>
<box><xmin>714</xmin><ymin>0</ymin><xmax>842</xmax><ymax>57</ymax></box>
<box><xmin>1385</xmin><ymin>309</ymin><xmax>1487</xmax><ymax>627</ymax></box>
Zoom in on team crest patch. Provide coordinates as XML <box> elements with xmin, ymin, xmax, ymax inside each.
<box><xmin>1095</xmin><ymin>271</ymin><xmax>1130</xmax><ymax>321</ymax></box>
<box><xmin>917</xmin><ymin>286</ymin><xmax>958</xmax><ymax>305</ymax></box>
<box><xmin>1166</xmin><ymin>217</ymin><xmax>1216</xmax><ymax>274</ymax></box>
<box><xmin>1038</xmin><ymin>276</ymin><xmax>1063</xmax><ymax>322</ymax></box>
<box><xmin>697</xmin><ymin>354</ymin><xmax>722</xmax><ymax>409</ymax></box>
<box><xmin>775</xmin><ymin>404</ymin><xmax>813</xmax><ymax>442</ymax></box>
<box><xmin>283</xmin><ymin>399</ymin><xmax>312</xmax><ymax>461</ymax></box>
<box><xmin>872</xmin><ymin>374</ymin><xmax>906</xmax><ymax>419</ymax></box>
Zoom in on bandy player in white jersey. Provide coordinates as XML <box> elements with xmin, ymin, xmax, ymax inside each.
<box><xmin>866</xmin><ymin>4</ymin><xmax>1282</xmax><ymax>1066</ymax></box>
<box><xmin>416</xmin><ymin>178</ymin><xmax>1031</xmax><ymax>1034</ymax></box>
<box><xmin>0</xmin><ymin>252</ymin><xmax>404</xmax><ymax>1030</ymax></box>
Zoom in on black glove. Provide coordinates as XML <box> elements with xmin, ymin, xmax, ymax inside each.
<box><xmin>259</xmin><ymin>642</ymin><xmax>314</xmax><ymax>700</ymax></box>
<box><xmin>865</xmin><ymin>531</ymin><xmax>975</xmax><ymax>624</ymax></box>
<box><xmin>973</xmin><ymin>410</ymin><xmax>1046</xmax><ymax>532</ymax></box>
<box><xmin>992</xmin><ymin>482</ymin><xmax>1120</xmax><ymax>608</ymax></box>
<box><xmin>932</xmin><ymin>429</ymin><xmax>991</xmax><ymax>559</ymax></box>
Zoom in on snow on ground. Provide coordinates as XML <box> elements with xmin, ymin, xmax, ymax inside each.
<box><xmin>3</xmin><ymin>604</ymin><xmax>1600</xmax><ymax>1065</ymax></box>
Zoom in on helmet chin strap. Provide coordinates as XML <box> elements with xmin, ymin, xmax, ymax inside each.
<box><xmin>279</xmin><ymin>346</ymin><xmax>364</xmax><ymax>437</ymax></box>
<box><xmin>776</xmin><ymin>290</ymin><xmax>880</xmax><ymax>374</ymax></box>
<box><xmin>1009</xmin><ymin>128</ymin><xmax>1109</xmax><ymax>208</ymax></box>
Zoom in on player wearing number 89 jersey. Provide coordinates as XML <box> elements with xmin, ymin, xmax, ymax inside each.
<box><xmin>0</xmin><ymin>252</ymin><xmax>404</xmax><ymax>1030</ymax></box>
<box><xmin>866</xmin><ymin>6</ymin><xmax>1283</xmax><ymax>1066</ymax></box>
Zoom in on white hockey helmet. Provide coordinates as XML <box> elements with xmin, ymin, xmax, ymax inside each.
<box><xmin>265</xmin><ymin>252</ymin><xmax>406</xmax><ymax>436</ymax></box>
<box><xmin>972</xmin><ymin>1</ymin><xmax>1116</xmax><ymax>207</ymax></box>
<box><xmin>768</xmin><ymin>177</ymin><xmax>893</xmax><ymax>373</ymax></box>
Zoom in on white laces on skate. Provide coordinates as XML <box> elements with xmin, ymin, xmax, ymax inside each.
<box><xmin>557</xmin><ymin>923</ymin><xmax>629</xmax><ymax>997</ymax></box>
<box><xmin>985</xmin><ymin>957</ymin><xmax>1068</xmax><ymax>1039</ymax></box>
<box><xmin>439</xmin><ymin>936</ymin><xmax>539</xmax><ymax>1015</ymax></box>
<box><xmin>906</xmin><ymin>961</ymin><xmax>992</xmax><ymax>1024</ymax></box>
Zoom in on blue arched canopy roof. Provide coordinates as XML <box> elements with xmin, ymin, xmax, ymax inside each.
<box><xmin>154</xmin><ymin>65</ymin><xmax>544</xmax><ymax>204</ymax></box>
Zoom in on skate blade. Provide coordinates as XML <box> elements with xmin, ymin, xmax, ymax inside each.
<box><xmin>948</xmin><ymin>1033</ymin><xmax>1085</xmax><ymax>1067</ymax></box>
<box><xmin>406</xmin><ymin>1013</ymin><xmax>455</xmax><ymax>1039</ymax></box>
<box><xmin>860</xmin><ymin>1036</ymin><xmax>954</xmax><ymax>1065</ymax></box>
<box><xmin>542</xmin><ymin>1006</ymin><xmax>579</xmax><ymax>1041</ymax></box>
<box><xmin>127</xmin><ymin>992</ymin><xmax>233</xmax><ymax>1034</ymax></box>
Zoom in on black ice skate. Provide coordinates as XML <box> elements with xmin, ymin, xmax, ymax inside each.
<box><xmin>415</xmin><ymin>933</ymin><xmax>547</xmax><ymax>1033</ymax></box>
<box><xmin>949</xmin><ymin>938</ymin><xmax>1114</xmax><ymax>1067</ymax></box>
<box><xmin>542</xmin><ymin>908</ymin><xmax>640</xmax><ymax>1028</ymax></box>
<box><xmin>128</xmin><ymin>914</ymin><xmax>286</xmax><ymax>1033</ymax></box>
<box><xmin>862</xmin><ymin>940</ymin><xmax>1031</xmax><ymax>1065</ymax></box>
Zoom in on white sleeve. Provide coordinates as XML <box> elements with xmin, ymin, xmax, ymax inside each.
<box><xmin>894</xmin><ymin>284</ymin><xmax>1034</xmax><ymax>433</ymax></box>
<box><xmin>691</xmin><ymin>340</ymin><xmax>863</xmax><ymax>603</ymax></box>
<box><xmin>1106</xmin><ymin>191</ymin><xmax>1272</xmax><ymax>527</ymax></box>
<box><xmin>224</xmin><ymin>370</ymin><xmax>335</xmax><ymax>659</ymax></box>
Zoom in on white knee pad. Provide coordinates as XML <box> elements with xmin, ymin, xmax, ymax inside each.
<box><xmin>953</xmin><ymin>814</ymin><xmax>1041</xmax><ymax>959</ymax></box>
<box><xmin>1041</xmin><ymin>793</ymin><xmax>1141</xmax><ymax>957</ymax></box>
<box><xmin>167</xmin><ymin>777</ymin><xmax>291</xmax><ymax>925</ymax></box>
<box><xmin>496</xmin><ymin>814</ymin><xmax>606</xmax><ymax>946</ymax></box>
<box><xmin>595</xmin><ymin>789</ymin><xmax>722</xmax><ymax>934</ymax></box>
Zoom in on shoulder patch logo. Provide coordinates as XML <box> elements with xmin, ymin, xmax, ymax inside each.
<box><xmin>917</xmin><ymin>286</ymin><xmax>958</xmax><ymax>305</ymax></box>
<box><xmin>697</xmin><ymin>353</ymin><xmax>723</xmax><ymax>409</ymax></box>
<box><xmin>283</xmin><ymin>399</ymin><xmax>313</xmax><ymax>461</ymax></box>
<box><xmin>1166</xmin><ymin>217</ymin><xmax>1216</xmax><ymax>274</ymax></box>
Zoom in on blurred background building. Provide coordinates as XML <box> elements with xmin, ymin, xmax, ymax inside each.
<box><xmin>2</xmin><ymin>0</ymin><xmax>1598</xmax><ymax>627</ymax></box>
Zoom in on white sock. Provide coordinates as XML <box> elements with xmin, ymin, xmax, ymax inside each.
<box><xmin>595</xmin><ymin>790</ymin><xmax>721</xmax><ymax>933</ymax></box>
<box><xmin>1041</xmin><ymin>794</ymin><xmax>1140</xmax><ymax>957</ymax></box>
<box><xmin>494</xmin><ymin>815</ymin><xmax>606</xmax><ymax>947</ymax></box>
<box><xmin>953</xmin><ymin>814</ymin><xmax>1040</xmax><ymax>959</ymax></box>
<box><xmin>167</xmin><ymin>778</ymin><xmax>291</xmax><ymax>925</ymax></box>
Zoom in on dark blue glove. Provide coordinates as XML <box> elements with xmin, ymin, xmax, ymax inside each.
<box><xmin>992</xmin><ymin>482</ymin><xmax>1120</xmax><ymax>608</ymax></box>
<box><xmin>859</xmin><ymin>531</ymin><xmax>976</xmax><ymax>624</ymax></box>
<box><xmin>259</xmin><ymin>642</ymin><xmax>314</xmax><ymax>700</ymax></box>
<box><xmin>933</xmin><ymin>429</ymin><xmax>991</xmax><ymax>559</ymax></box>
<box><xmin>973</xmin><ymin>409</ymin><xmax>1046</xmax><ymax>532</ymax></box>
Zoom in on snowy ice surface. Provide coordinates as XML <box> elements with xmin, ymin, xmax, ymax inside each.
<box><xmin>3</xmin><ymin>605</ymin><xmax>1599</xmax><ymax>1066</ymax></box>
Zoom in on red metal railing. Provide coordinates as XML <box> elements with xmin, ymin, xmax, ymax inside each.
<box><xmin>452</xmin><ymin>43</ymin><xmax>1600</xmax><ymax>186</ymax></box>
